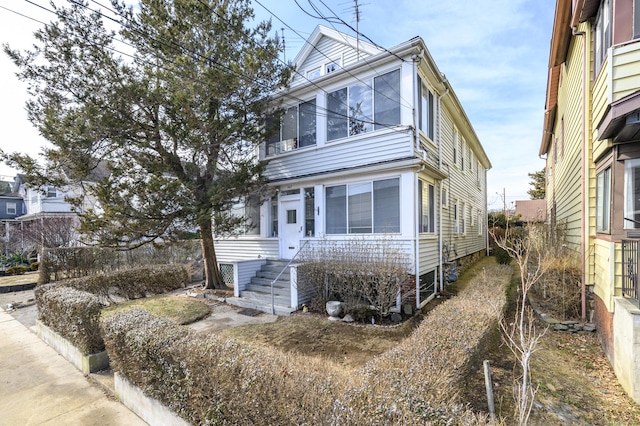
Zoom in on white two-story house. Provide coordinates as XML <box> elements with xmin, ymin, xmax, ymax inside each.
<box><xmin>216</xmin><ymin>25</ymin><xmax>491</xmax><ymax>315</ymax></box>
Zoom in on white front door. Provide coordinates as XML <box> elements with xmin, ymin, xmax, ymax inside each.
<box><xmin>280</xmin><ymin>198</ymin><xmax>302</xmax><ymax>259</ymax></box>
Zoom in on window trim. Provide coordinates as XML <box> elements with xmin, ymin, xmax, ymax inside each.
<box><xmin>419</xmin><ymin>180</ymin><xmax>435</xmax><ymax>234</ymax></box>
<box><xmin>267</xmin><ymin>98</ymin><xmax>317</xmax><ymax>156</ymax></box>
<box><xmin>597</xmin><ymin>166</ymin><xmax>611</xmax><ymax>233</ymax></box>
<box><xmin>6</xmin><ymin>202</ymin><xmax>17</xmax><ymax>215</ymax></box>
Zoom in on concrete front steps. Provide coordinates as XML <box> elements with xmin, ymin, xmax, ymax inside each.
<box><xmin>227</xmin><ymin>260</ymin><xmax>297</xmax><ymax>316</ymax></box>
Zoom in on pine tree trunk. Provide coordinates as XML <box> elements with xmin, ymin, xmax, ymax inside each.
<box><xmin>200</xmin><ymin>220</ymin><xmax>227</xmax><ymax>289</ymax></box>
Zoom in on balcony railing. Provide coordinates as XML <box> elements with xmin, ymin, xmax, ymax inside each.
<box><xmin>621</xmin><ymin>239</ymin><xmax>640</xmax><ymax>306</ymax></box>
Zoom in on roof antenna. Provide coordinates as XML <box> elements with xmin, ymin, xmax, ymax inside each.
<box><xmin>354</xmin><ymin>0</ymin><xmax>360</xmax><ymax>60</ymax></box>
<box><xmin>281</xmin><ymin>27</ymin><xmax>286</xmax><ymax>63</ymax></box>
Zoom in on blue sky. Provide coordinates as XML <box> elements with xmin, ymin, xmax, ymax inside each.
<box><xmin>0</xmin><ymin>0</ymin><xmax>555</xmax><ymax>210</ymax></box>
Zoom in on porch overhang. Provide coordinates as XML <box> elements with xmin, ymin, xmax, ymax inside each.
<box><xmin>598</xmin><ymin>90</ymin><xmax>640</xmax><ymax>143</ymax></box>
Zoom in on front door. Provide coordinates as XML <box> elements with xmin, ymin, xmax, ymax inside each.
<box><xmin>280</xmin><ymin>198</ymin><xmax>302</xmax><ymax>259</ymax></box>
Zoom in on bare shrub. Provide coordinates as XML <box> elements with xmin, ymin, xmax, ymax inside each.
<box><xmin>298</xmin><ymin>238</ymin><xmax>412</xmax><ymax>319</ymax></box>
<box><xmin>492</xmin><ymin>224</ymin><xmax>549</xmax><ymax>426</ymax></box>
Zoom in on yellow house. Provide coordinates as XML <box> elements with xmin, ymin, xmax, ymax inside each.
<box><xmin>541</xmin><ymin>0</ymin><xmax>640</xmax><ymax>402</ymax></box>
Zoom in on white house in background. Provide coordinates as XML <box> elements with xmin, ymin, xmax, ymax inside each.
<box><xmin>217</xmin><ymin>25</ymin><xmax>491</xmax><ymax>315</ymax></box>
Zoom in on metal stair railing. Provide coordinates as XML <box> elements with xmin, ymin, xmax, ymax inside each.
<box><xmin>270</xmin><ymin>240</ymin><xmax>309</xmax><ymax>315</ymax></box>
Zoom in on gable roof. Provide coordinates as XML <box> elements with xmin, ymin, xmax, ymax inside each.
<box><xmin>292</xmin><ymin>25</ymin><xmax>382</xmax><ymax>69</ymax></box>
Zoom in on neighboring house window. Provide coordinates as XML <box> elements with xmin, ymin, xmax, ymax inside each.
<box><xmin>325</xmin><ymin>178</ymin><xmax>400</xmax><ymax>234</ymax></box>
<box><xmin>454</xmin><ymin>201</ymin><xmax>459</xmax><ymax>234</ymax></box>
<box><xmin>307</xmin><ymin>67</ymin><xmax>321</xmax><ymax>80</ymax></box>
<box><xmin>270</xmin><ymin>197</ymin><xmax>278</xmax><ymax>237</ymax></box>
<box><xmin>453</xmin><ymin>129</ymin><xmax>458</xmax><ymax>164</ymax></box>
<box><xmin>597</xmin><ymin>167</ymin><xmax>611</xmax><ymax>232</ymax></box>
<box><xmin>304</xmin><ymin>187</ymin><xmax>315</xmax><ymax>237</ymax></box>
<box><xmin>419</xmin><ymin>180</ymin><xmax>435</xmax><ymax>233</ymax></box>
<box><xmin>460</xmin><ymin>138</ymin><xmax>465</xmax><ymax>170</ymax></box>
<box><xmin>267</xmin><ymin>99</ymin><xmax>317</xmax><ymax>155</ymax></box>
<box><xmin>476</xmin><ymin>160</ymin><xmax>481</xmax><ymax>185</ymax></box>
<box><xmin>635</xmin><ymin>0</ymin><xmax>640</xmax><ymax>39</ymax></box>
<box><xmin>594</xmin><ymin>0</ymin><xmax>612</xmax><ymax>76</ymax></box>
<box><xmin>46</xmin><ymin>186</ymin><xmax>57</xmax><ymax>198</ymax></box>
<box><xmin>7</xmin><ymin>202</ymin><xmax>16</xmax><ymax>215</ymax></box>
<box><xmin>442</xmin><ymin>187</ymin><xmax>449</xmax><ymax>208</ymax></box>
<box><xmin>478</xmin><ymin>210</ymin><xmax>483</xmax><ymax>236</ymax></box>
<box><xmin>624</xmin><ymin>159</ymin><xmax>640</xmax><ymax>229</ymax></box>
<box><xmin>461</xmin><ymin>203</ymin><xmax>467</xmax><ymax>234</ymax></box>
<box><xmin>326</xmin><ymin>69</ymin><xmax>401</xmax><ymax>141</ymax></box>
<box><xmin>418</xmin><ymin>77</ymin><xmax>435</xmax><ymax>140</ymax></box>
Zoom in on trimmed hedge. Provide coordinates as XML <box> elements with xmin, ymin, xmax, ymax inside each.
<box><xmin>100</xmin><ymin>262</ymin><xmax>511</xmax><ymax>425</ymax></box>
<box><xmin>58</xmin><ymin>264</ymin><xmax>189</xmax><ymax>300</ymax></box>
<box><xmin>36</xmin><ymin>285</ymin><xmax>104</xmax><ymax>354</ymax></box>
<box><xmin>101</xmin><ymin>310</ymin><xmax>343</xmax><ymax>425</ymax></box>
<box><xmin>35</xmin><ymin>264</ymin><xmax>189</xmax><ymax>355</ymax></box>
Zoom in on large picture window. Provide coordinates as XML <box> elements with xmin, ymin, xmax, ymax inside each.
<box><xmin>325</xmin><ymin>178</ymin><xmax>400</xmax><ymax>234</ymax></box>
<box><xmin>597</xmin><ymin>167</ymin><xmax>611</xmax><ymax>232</ymax></box>
<box><xmin>419</xmin><ymin>180</ymin><xmax>435</xmax><ymax>233</ymax></box>
<box><xmin>327</xmin><ymin>69</ymin><xmax>401</xmax><ymax>141</ymax></box>
<box><xmin>267</xmin><ymin>99</ymin><xmax>316</xmax><ymax>155</ymax></box>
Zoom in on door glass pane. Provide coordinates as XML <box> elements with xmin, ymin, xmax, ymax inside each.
<box><xmin>625</xmin><ymin>159</ymin><xmax>640</xmax><ymax>229</ymax></box>
<box><xmin>304</xmin><ymin>187</ymin><xmax>315</xmax><ymax>237</ymax></box>
<box><xmin>286</xmin><ymin>209</ymin><xmax>297</xmax><ymax>224</ymax></box>
<box><xmin>326</xmin><ymin>185</ymin><xmax>347</xmax><ymax>233</ymax></box>
<box><xmin>348</xmin><ymin>182</ymin><xmax>372</xmax><ymax>233</ymax></box>
<box><xmin>373</xmin><ymin>178</ymin><xmax>400</xmax><ymax>233</ymax></box>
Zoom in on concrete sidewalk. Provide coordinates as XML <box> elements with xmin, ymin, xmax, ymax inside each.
<box><xmin>0</xmin><ymin>308</ymin><xmax>146</xmax><ymax>426</ymax></box>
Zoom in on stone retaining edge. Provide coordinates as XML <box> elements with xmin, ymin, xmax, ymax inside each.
<box><xmin>114</xmin><ymin>373</ymin><xmax>190</xmax><ymax>426</ymax></box>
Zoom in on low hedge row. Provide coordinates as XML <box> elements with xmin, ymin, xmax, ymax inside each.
<box><xmin>35</xmin><ymin>285</ymin><xmax>104</xmax><ymax>354</ymax></box>
<box><xmin>58</xmin><ymin>264</ymin><xmax>189</xmax><ymax>300</ymax></box>
<box><xmin>101</xmin><ymin>309</ymin><xmax>343</xmax><ymax>425</ymax></box>
<box><xmin>35</xmin><ymin>264</ymin><xmax>189</xmax><ymax>355</ymax></box>
<box><xmin>100</xmin><ymin>262</ymin><xmax>511</xmax><ymax>425</ymax></box>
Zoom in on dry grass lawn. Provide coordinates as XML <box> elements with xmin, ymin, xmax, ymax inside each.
<box><xmin>0</xmin><ymin>272</ymin><xmax>38</xmax><ymax>286</ymax></box>
<box><xmin>102</xmin><ymin>295</ymin><xmax>210</xmax><ymax>325</ymax></box>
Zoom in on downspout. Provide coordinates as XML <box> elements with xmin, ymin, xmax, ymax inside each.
<box><xmin>573</xmin><ymin>26</ymin><xmax>587</xmax><ymax>323</ymax></box>
<box><xmin>438</xmin><ymin>87</ymin><xmax>449</xmax><ymax>293</ymax></box>
<box><xmin>412</xmin><ymin>51</ymin><xmax>422</xmax><ymax>307</ymax></box>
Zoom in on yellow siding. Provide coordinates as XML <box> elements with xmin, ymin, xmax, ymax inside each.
<box><xmin>592</xmin><ymin>54</ymin><xmax>610</xmax><ymax>160</ymax></box>
<box><xmin>552</xmin><ymin>27</ymin><xmax>587</xmax><ymax>254</ymax></box>
<box><xmin>593</xmin><ymin>238</ymin><xmax>616</xmax><ymax>311</ymax></box>
<box><xmin>612</xmin><ymin>41</ymin><xmax>640</xmax><ymax>101</ymax></box>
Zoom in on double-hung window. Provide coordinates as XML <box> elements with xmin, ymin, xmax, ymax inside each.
<box><xmin>624</xmin><ymin>160</ymin><xmax>640</xmax><ymax>229</ymax></box>
<box><xmin>267</xmin><ymin>99</ymin><xmax>316</xmax><ymax>155</ymax></box>
<box><xmin>325</xmin><ymin>178</ymin><xmax>400</xmax><ymax>234</ymax></box>
<box><xmin>597</xmin><ymin>167</ymin><xmax>611</xmax><ymax>232</ymax></box>
<box><xmin>594</xmin><ymin>0</ymin><xmax>612</xmax><ymax>76</ymax></box>
<box><xmin>418</xmin><ymin>77</ymin><xmax>435</xmax><ymax>141</ymax></box>
<box><xmin>7</xmin><ymin>202</ymin><xmax>16</xmax><ymax>215</ymax></box>
<box><xmin>326</xmin><ymin>69</ymin><xmax>401</xmax><ymax>141</ymax></box>
<box><xmin>419</xmin><ymin>180</ymin><xmax>435</xmax><ymax>233</ymax></box>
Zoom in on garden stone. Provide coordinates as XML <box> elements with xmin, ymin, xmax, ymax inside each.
<box><xmin>553</xmin><ymin>323</ymin><xmax>569</xmax><ymax>331</ymax></box>
<box><xmin>341</xmin><ymin>314</ymin><xmax>354</xmax><ymax>323</ymax></box>
<box><xmin>583</xmin><ymin>324</ymin><xmax>596</xmax><ymax>332</ymax></box>
<box><xmin>391</xmin><ymin>313</ymin><xmax>402</xmax><ymax>323</ymax></box>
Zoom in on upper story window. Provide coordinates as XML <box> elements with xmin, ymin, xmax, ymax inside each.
<box><xmin>326</xmin><ymin>61</ymin><xmax>339</xmax><ymax>74</ymax></box>
<box><xmin>307</xmin><ymin>67</ymin><xmax>321</xmax><ymax>80</ymax></box>
<box><xmin>594</xmin><ymin>0</ymin><xmax>612</xmax><ymax>77</ymax></box>
<box><xmin>267</xmin><ymin>99</ymin><xmax>316</xmax><ymax>156</ymax></box>
<box><xmin>326</xmin><ymin>69</ymin><xmax>401</xmax><ymax>141</ymax></box>
<box><xmin>418</xmin><ymin>77</ymin><xmax>435</xmax><ymax>141</ymax></box>
<box><xmin>7</xmin><ymin>202</ymin><xmax>16</xmax><ymax>215</ymax></box>
<box><xmin>46</xmin><ymin>186</ymin><xmax>58</xmax><ymax>198</ymax></box>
